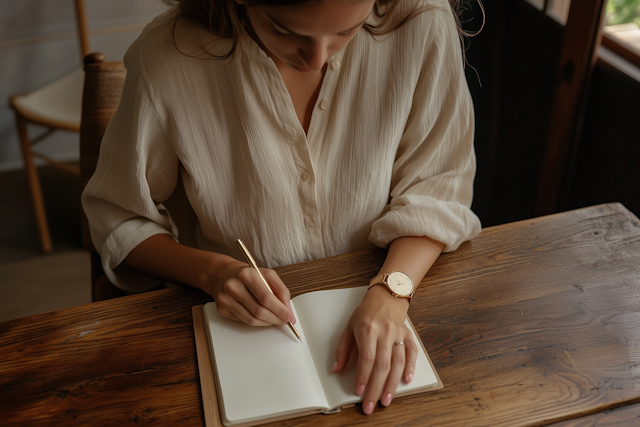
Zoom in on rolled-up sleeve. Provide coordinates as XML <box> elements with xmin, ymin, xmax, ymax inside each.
<box><xmin>369</xmin><ymin>7</ymin><xmax>481</xmax><ymax>252</ymax></box>
<box><xmin>81</xmin><ymin>43</ymin><xmax>179</xmax><ymax>292</ymax></box>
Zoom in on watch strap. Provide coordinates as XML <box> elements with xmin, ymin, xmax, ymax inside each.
<box><xmin>368</xmin><ymin>273</ymin><xmax>387</xmax><ymax>289</ymax></box>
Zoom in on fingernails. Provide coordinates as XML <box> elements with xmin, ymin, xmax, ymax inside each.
<box><xmin>363</xmin><ymin>401</ymin><xmax>374</xmax><ymax>415</ymax></box>
<box><xmin>332</xmin><ymin>360</ymin><xmax>338</xmax><ymax>372</ymax></box>
<box><xmin>356</xmin><ymin>384</ymin><xmax>365</xmax><ymax>396</ymax></box>
<box><xmin>407</xmin><ymin>372</ymin><xmax>413</xmax><ymax>383</ymax></box>
<box><xmin>382</xmin><ymin>393</ymin><xmax>393</xmax><ymax>406</ymax></box>
<box><xmin>286</xmin><ymin>314</ymin><xmax>296</xmax><ymax>324</ymax></box>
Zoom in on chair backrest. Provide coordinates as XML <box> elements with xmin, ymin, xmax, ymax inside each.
<box><xmin>79</xmin><ymin>53</ymin><xmax>126</xmax><ymax>254</ymax></box>
<box><xmin>79</xmin><ymin>52</ymin><xmax>197</xmax><ymax>296</ymax></box>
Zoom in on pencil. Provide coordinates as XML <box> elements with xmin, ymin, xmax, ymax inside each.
<box><xmin>235</xmin><ymin>239</ymin><xmax>302</xmax><ymax>342</ymax></box>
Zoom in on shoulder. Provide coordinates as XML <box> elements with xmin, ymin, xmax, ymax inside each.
<box><xmin>123</xmin><ymin>9</ymin><xmax>235</xmax><ymax>83</ymax></box>
<box><xmin>352</xmin><ymin>0</ymin><xmax>459</xmax><ymax>65</ymax></box>
<box><xmin>391</xmin><ymin>0</ymin><xmax>459</xmax><ymax>44</ymax></box>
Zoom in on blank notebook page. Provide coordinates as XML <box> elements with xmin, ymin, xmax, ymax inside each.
<box><xmin>293</xmin><ymin>286</ymin><xmax>439</xmax><ymax>410</ymax></box>
<box><xmin>204</xmin><ymin>303</ymin><xmax>328</xmax><ymax>425</ymax></box>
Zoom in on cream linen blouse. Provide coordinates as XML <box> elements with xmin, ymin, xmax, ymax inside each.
<box><xmin>82</xmin><ymin>0</ymin><xmax>482</xmax><ymax>292</ymax></box>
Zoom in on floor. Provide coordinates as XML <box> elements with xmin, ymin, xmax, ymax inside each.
<box><xmin>0</xmin><ymin>164</ymin><xmax>91</xmax><ymax>322</ymax></box>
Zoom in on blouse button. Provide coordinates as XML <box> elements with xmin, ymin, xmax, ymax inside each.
<box><xmin>319</xmin><ymin>100</ymin><xmax>329</xmax><ymax>110</ymax></box>
<box><xmin>330</xmin><ymin>60</ymin><xmax>340</xmax><ymax>70</ymax></box>
<box><xmin>304</xmin><ymin>216</ymin><xmax>315</xmax><ymax>228</ymax></box>
<box><xmin>301</xmin><ymin>171</ymin><xmax>311</xmax><ymax>181</ymax></box>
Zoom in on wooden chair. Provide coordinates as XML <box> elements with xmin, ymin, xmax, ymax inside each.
<box><xmin>80</xmin><ymin>52</ymin><xmax>198</xmax><ymax>301</ymax></box>
<box><xmin>80</xmin><ymin>53</ymin><xmax>128</xmax><ymax>301</ymax></box>
<box><xmin>9</xmin><ymin>0</ymin><xmax>90</xmax><ymax>252</ymax></box>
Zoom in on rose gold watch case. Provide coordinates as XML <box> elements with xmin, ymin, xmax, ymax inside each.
<box><xmin>368</xmin><ymin>271</ymin><xmax>415</xmax><ymax>303</ymax></box>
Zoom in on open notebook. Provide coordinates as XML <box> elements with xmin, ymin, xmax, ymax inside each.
<box><xmin>192</xmin><ymin>286</ymin><xmax>443</xmax><ymax>427</ymax></box>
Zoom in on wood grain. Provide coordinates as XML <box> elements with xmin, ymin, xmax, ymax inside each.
<box><xmin>2</xmin><ymin>203</ymin><xmax>640</xmax><ymax>426</ymax></box>
<box><xmin>550</xmin><ymin>402</ymin><xmax>640</xmax><ymax>426</ymax></box>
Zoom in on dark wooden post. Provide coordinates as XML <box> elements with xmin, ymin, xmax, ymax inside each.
<box><xmin>534</xmin><ymin>0</ymin><xmax>607</xmax><ymax>216</ymax></box>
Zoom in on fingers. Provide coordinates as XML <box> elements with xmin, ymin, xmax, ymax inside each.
<box><xmin>216</xmin><ymin>293</ymin><xmax>273</xmax><ymax>326</ymax></box>
<box><xmin>360</xmin><ymin>338</ymin><xmax>392</xmax><ymax>415</ymax></box>
<box><xmin>216</xmin><ymin>267</ymin><xmax>294</xmax><ymax>326</ymax></box>
<box><xmin>403</xmin><ymin>337</ymin><xmax>418</xmax><ymax>384</ymax></box>
<box><xmin>261</xmin><ymin>269</ymin><xmax>296</xmax><ymax>324</ymax></box>
<box><xmin>354</xmin><ymin>329</ymin><xmax>415</xmax><ymax>415</ymax></box>
<box><xmin>353</xmin><ymin>324</ymin><xmax>378</xmax><ymax>402</ymax></box>
<box><xmin>381</xmin><ymin>337</ymin><xmax>416</xmax><ymax>408</ymax></box>
<box><xmin>334</xmin><ymin>326</ymin><xmax>356</xmax><ymax>373</ymax></box>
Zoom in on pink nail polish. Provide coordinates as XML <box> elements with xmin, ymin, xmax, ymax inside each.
<box><xmin>356</xmin><ymin>384</ymin><xmax>365</xmax><ymax>396</ymax></box>
<box><xmin>363</xmin><ymin>401</ymin><xmax>374</xmax><ymax>414</ymax></box>
<box><xmin>407</xmin><ymin>372</ymin><xmax>413</xmax><ymax>383</ymax></box>
<box><xmin>332</xmin><ymin>360</ymin><xmax>338</xmax><ymax>372</ymax></box>
<box><xmin>382</xmin><ymin>393</ymin><xmax>392</xmax><ymax>406</ymax></box>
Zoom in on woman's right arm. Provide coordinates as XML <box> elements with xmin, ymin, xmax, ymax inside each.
<box><xmin>123</xmin><ymin>234</ymin><xmax>296</xmax><ymax>327</ymax></box>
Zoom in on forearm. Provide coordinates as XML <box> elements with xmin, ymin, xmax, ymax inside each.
<box><xmin>337</xmin><ymin>235</ymin><xmax>445</xmax><ymax>406</ymax></box>
<box><xmin>366</xmin><ymin>236</ymin><xmax>444</xmax><ymax>310</ymax></box>
<box><xmin>122</xmin><ymin>234</ymin><xmax>242</xmax><ymax>292</ymax></box>
<box><xmin>378</xmin><ymin>235</ymin><xmax>445</xmax><ymax>292</ymax></box>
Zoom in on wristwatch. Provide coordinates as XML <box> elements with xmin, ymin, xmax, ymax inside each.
<box><xmin>368</xmin><ymin>271</ymin><xmax>415</xmax><ymax>304</ymax></box>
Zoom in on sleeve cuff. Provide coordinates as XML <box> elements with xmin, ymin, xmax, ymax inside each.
<box><xmin>100</xmin><ymin>214</ymin><xmax>178</xmax><ymax>293</ymax></box>
<box><xmin>369</xmin><ymin>197</ymin><xmax>481</xmax><ymax>252</ymax></box>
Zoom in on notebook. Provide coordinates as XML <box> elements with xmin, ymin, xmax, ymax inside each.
<box><xmin>192</xmin><ymin>286</ymin><xmax>443</xmax><ymax>427</ymax></box>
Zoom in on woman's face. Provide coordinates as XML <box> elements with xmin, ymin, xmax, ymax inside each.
<box><xmin>245</xmin><ymin>0</ymin><xmax>375</xmax><ymax>73</ymax></box>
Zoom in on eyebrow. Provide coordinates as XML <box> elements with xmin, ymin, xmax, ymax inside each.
<box><xmin>266</xmin><ymin>14</ymin><xmax>368</xmax><ymax>35</ymax></box>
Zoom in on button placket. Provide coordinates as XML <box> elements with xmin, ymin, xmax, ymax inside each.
<box><xmin>316</xmin><ymin>56</ymin><xmax>342</xmax><ymax>112</ymax></box>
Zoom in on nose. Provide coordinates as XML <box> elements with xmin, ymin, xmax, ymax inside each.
<box><xmin>298</xmin><ymin>40</ymin><xmax>328</xmax><ymax>71</ymax></box>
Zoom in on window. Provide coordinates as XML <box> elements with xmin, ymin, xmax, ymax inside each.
<box><xmin>525</xmin><ymin>0</ymin><xmax>640</xmax><ymax>67</ymax></box>
<box><xmin>602</xmin><ymin>0</ymin><xmax>640</xmax><ymax>67</ymax></box>
<box><xmin>524</xmin><ymin>0</ymin><xmax>571</xmax><ymax>23</ymax></box>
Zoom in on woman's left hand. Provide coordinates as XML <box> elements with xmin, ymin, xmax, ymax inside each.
<box><xmin>333</xmin><ymin>284</ymin><xmax>418</xmax><ymax>415</ymax></box>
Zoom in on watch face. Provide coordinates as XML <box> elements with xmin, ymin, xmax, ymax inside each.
<box><xmin>387</xmin><ymin>272</ymin><xmax>414</xmax><ymax>296</ymax></box>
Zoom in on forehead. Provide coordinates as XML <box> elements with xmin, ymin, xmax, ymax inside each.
<box><xmin>252</xmin><ymin>0</ymin><xmax>375</xmax><ymax>35</ymax></box>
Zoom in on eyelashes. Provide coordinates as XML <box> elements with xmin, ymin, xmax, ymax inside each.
<box><xmin>270</xmin><ymin>25</ymin><xmax>294</xmax><ymax>38</ymax></box>
<box><xmin>269</xmin><ymin>24</ymin><xmax>355</xmax><ymax>39</ymax></box>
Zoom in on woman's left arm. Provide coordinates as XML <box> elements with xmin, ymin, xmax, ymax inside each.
<box><xmin>334</xmin><ymin>1</ymin><xmax>482</xmax><ymax>415</ymax></box>
<box><xmin>333</xmin><ymin>235</ymin><xmax>444</xmax><ymax>415</ymax></box>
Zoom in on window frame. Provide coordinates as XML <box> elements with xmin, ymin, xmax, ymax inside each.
<box><xmin>527</xmin><ymin>0</ymin><xmax>640</xmax><ymax>69</ymax></box>
<box><xmin>602</xmin><ymin>32</ymin><xmax>640</xmax><ymax>69</ymax></box>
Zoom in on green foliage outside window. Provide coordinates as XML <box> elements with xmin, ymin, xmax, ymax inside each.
<box><xmin>606</xmin><ymin>0</ymin><xmax>640</xmax><ymax>26</ymax></box>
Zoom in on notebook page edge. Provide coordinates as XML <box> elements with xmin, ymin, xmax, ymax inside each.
<box><xmin>203</xmin><ymin>301</ymin><xmax>329</xmax><ymax>425</ymax></box>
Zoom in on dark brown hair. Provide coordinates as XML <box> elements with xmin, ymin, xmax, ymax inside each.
<box><xmin>161</xmin><ymin>0</ymin><xmax>477</xmax><ymax>60</ymax></box>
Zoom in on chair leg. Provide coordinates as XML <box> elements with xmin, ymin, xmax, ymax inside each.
<box><xmin>15</xmin><ymin>114</ymin><xmax>52</xmax><ymax>253</ymax></box>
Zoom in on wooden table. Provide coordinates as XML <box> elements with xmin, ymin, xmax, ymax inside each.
<box><xmin>2</xmin><ymin>203</ymin><xmax>640</xmax><ymax>426</ymax></box>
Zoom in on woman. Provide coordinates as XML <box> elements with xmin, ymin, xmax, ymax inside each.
<box><xmin>82</xmin><ymin>0</ymin><xmax>481</xmax><ymax>415</ymax></box>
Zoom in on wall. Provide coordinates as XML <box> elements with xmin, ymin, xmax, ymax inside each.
<box><xmin>560</xmin><ymin>50</ymin><xmax>640</xmax><ymax>216</ymax></box>
<box><xmin>0</xmin><ymin>0</ymin><xmax>167</xmax><ymax>172</ymax></box>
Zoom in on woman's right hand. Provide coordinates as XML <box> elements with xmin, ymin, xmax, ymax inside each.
<box><xmin>123</xmin><ymin>234</ymin><xmax>295</xmax><ymax>327</ymax></box>
<box><xmin>204</xmin><ymin>258</ymin><xmax>296</xmax><ymax>327</ymax></box>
